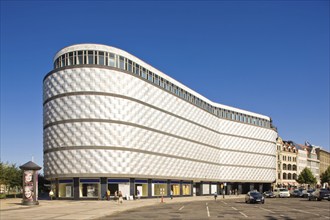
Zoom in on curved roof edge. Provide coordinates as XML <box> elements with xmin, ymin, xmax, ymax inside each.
<box><xmin>54</xmin><ymin>43</ymin><xmax>271</xmax><ymax>120</ymax></box>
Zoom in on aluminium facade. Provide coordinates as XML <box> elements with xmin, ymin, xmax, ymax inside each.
<box><xmin>43</xmin><ymin>44</ymin><xmax>278</xmax><ymax>199</ymax></box>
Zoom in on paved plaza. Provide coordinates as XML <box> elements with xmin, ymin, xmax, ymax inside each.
<box><xmin>0</xmin><ymin>195</ymin><xmax>232</xmax><ymax>220</ymax></box>
<box><xmin>1</xmin><ymin>196</ymin><xmax>330</xmax><ymax>220</ymax></box>
<box><xmin>106</xmin><ymin>197</ymin><xmax>330</xmax><ymax>220</ymax></box>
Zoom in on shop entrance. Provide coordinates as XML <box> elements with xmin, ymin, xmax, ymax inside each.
<box><xmin>108</xmin><ymin>183</ymin><xmax>118</xmax><ymax>196</ymax></box>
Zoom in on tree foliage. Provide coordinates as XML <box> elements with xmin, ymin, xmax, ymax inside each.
<box><xmin>297</xmin><ymin>167</ymin><xmax>317</xmax><ymax>185</ymax></box>
<box><xmin>0</xmin><ymin>162</ymin><xmax>23</xmax><ymax>194</ymax></box>
<box><xmin>320</xmin><ymin>166</ymin><xmax>330</xmax><ymax>185</ymax></box>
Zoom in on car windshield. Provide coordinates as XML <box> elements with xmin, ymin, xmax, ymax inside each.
<box><xmin>280</xmin><ymin>189</ymin><xmax>288</xmax><ymax>192</ymax></box>
<box><xmin>250</xmin><ymin>192</ymin><xmax>261</xmax><ymax>196</ymax></box>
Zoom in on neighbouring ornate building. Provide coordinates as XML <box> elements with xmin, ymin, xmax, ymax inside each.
<box><xmin>296</xmin><ymin>143</ymin><xmax>321</xmax><ymax>185</ymax></box>
<box><xmin>276</xmin><ymin>138</ymin><xmax>327</xmax><ymax>189</ymax></box>
<box><xmin>296</xmin><ymin>145</ymin><xmax>308</xmax><ymax>176</ymax></box>
<box><xmin>315</xmin><ymin>147</ymin><xmax>330</xmax><ymax>187</ymax></box>
<box><xmin>276</xmin><ymin>137</ymin><xmax>298</xmax><ymax>188</ymax></box>
<box><xmin>306</xmin><ymin>145</ymin><xmax>321</xmax><ymax>184</ymax></box>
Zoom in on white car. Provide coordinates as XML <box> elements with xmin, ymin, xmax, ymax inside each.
<box><xmin>274</xmin><ymin>188</ymin><xmax>290</xmax><ymax>198</ymax></box>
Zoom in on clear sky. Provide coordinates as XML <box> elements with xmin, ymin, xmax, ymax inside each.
<box><xmin>1</xmin><ymin>0</ymin><xmax>329</xmax><ymax>171</ymax></box>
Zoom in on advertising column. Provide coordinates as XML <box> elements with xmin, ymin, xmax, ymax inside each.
<box><xmin>19</xmin><ymin>161</ymin><xmax>42</xmax><ymax>205</ymax></box>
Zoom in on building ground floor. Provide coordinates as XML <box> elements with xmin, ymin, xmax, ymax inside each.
<box><xmin>50</xmin><ymin>177</ymin><xmax>272</xmax><ymax>200</ymax></box>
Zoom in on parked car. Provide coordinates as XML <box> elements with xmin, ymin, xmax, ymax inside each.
<box><xmin>274</xmin><ymin>188</ymin><xmax>290</xmax><ymax>198</ymax></box>
<box><xmin>308</xmin><ymin>188</ymin><xmax>330</xmax><ymax>201</ymax></box>
<box><xmin>263</xmin><ymin>191</ymin><xmax>275</xmax><ymax>198</ymax></box>
<box><xmin>302</xmin><ymin>189</ymin><xmax>315</xmax><ymax>198</ymax></box>
<box><xmin>245</xmin><ymin>191</ymin><xmax>265</xmax><ymax>204</ymax></box>
<box><xmin>291</xmin><ymin>189</ymin><xmax>303</xmax><ymax>197</ymax></box>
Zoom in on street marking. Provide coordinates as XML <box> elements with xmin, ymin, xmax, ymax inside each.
<box><xmin>258</xmin><ymin>207</ymin><xmax>275</xmax><ymax>214</ymax></box>
<box><xmin>179</xmin><ymin>206</ymin><xmax>184</xmax><ymax>211</ymax></box>
<box><xmin>231</xmin><ymin>207</ymin><xmax>238</xmax><ymax>211</ymax></box>
<box><xmin>291</xmin><ymin>208</ymin><xmax>321</xmax><ymax>216</ymax></box>
<box><xmin>206</xmin><ymin>205</ymin><xmax>210</xmax><ymax>217</ymax></box>
<box><xmin>221</xmin><ymin>201</ymin><xmax>227</xmax><ymax>205</ymax></box>
<box><xmin>239</xmin><ymin>212</ymin><xmax>248</xmax><ymax>218</ymax></box>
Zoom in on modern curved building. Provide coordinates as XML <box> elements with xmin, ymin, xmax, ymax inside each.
<box><xmin>43</xmin><ymin>44</ymin><xmax>278</xmax><ymax>199</ymax></box>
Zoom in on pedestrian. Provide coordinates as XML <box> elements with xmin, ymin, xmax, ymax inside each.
<box><xmin>214</xmin><ymin>192</ymin><xmax>217</xmax><ymax>201</ymax></box>
<box><xmin>229</xmin><ymin>190</ymin><xmax>232</xmax><ymax>195</ymax></box>
<box><xmin>170</xmin><ymin>190</ymin><xmax>173</xmax><ymax>199</ymax></box>
<box><xmin>49</xmin><ymin>190</ymin><xmax>54</xmax><ymax>200</ymax></box>
<box><xmin>118</xmin><ymin>191</ymin><xmax>123</xmax><ymax>204</ymax></box>
<box><xmin>106</xmin><ymin>189</ymin><xmax>110</xmax><ymax>201</ymax></box>
<box><xmin>136</xmin><ymin>189</ymin><xmax>140</xmax><ymax>200</ymax></box>
<box><xmin>114</xmin><ymin>191</ymin><xmax>118</xmax><ymax>203</ymax></box>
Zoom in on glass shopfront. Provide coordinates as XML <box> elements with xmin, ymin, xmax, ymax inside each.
<box><xmin>203</xmin><ymin>183</ymin><xmax>210</xmax><ymax>195</ymax></box>
<box><xmin>79</xmin><ymin>179</ymin><xmax>100</xmax><ymax>198</ymax></box>
<box><xmin>152</xmin><ymin>180</ymin><xmax>167</xmax><ymax>196</ymax></box>
<box><xmin>107</xmin><ymin>179</ymin><xmax>130</xmax><ymax>198</ymax></box>
<box><xmin>171</xmin><ymin>182</ymin><xmax>180</xmax><ymax>196</ymax></box>
<box><xmin>135</xmin><ymin>180</ymin><xmax>148</xmax><ymax>197</ymax></box>
<box><xmin>211</xmin><ymin>184</ymin><xmax>217</xmax><ymax>194</ymax></box>
<box><xmin>59</xmin><ymin>179</ymin><xmax>73</xmax><ymax>198</ymax></box>
<box><xmin>182</xmin><ymin>182</ymin><xmax>192</xmax><ymax>195</ymax></box>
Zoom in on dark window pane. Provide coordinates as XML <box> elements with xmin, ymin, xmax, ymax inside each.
<box><xmin>109</xmin><ymin>53</ymin><xmax>115</xmax><ymax>67</ymax></box>
<box><xmin>99</xmin><ymin>55</ymin><xmax>104</xmax><ymax>65</ymax></box>
<box><xmin>135</xmin><ymin>64</ymin><xmax>140</xmax><ymax>74</ymax></box>
<box><xmin>119</xmin><ymin>56</ymin><xmax>125</xmax><ymax>69</ymax></box>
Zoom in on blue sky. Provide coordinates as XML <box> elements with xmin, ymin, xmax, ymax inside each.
<box><xmin>1</xmin><ymin>0</ymin><xmax>329</xmax><ymax>170</ymax></box>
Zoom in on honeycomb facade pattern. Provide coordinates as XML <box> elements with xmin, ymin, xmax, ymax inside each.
<box><xmin>43</xmin><ymin>44</ymin><xmax>278</xmax><ymax>199</ymax></box>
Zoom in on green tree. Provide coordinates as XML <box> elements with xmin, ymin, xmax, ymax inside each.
<box><xmin>320</xmin><ymin>166</ymin><xmax>330</xmax><ymax>185</ymax></box>
<box><xmin>0</xmin><ymin>162</ymin><xmax>23</xmax><ymax>197</ymax></box>
<box><xmin>297</xmin><ymin>167</ymin><xmax>317</xmax><ymax>185</ymax></box>
<box><xmin>0</xmin><ymin>162</ymin><xmax>6</xmax><ymax>187</ymax></box>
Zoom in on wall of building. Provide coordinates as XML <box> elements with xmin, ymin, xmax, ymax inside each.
<box><xmin>43</xmin><ymin>44</ymin><xmax>277</xmax><ymax>198</ymax></box>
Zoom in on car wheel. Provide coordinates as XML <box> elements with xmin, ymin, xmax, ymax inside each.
<box><xmin>245</xmin><ymin>200</ymin><xmax>247</xmax><ymax>203</ymax></box>
<box><xmin>308</xmin><ymin>197</ymin><xmax>311</xmax><ymax>201</ymax></box>
<box><xmin>262</xmin><ymin>200</ymin><xmax>265</xmax><ymax>204</ymax></box>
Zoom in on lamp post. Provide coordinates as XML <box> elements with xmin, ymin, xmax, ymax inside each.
<box><xmin>19</xmin><ymin>161</ymin><xmax>42</xmax><ymax>205</ymax></box>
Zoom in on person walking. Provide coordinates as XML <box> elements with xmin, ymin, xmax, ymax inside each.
<box><xmin>214</xmin><ymin>192</ymin><xmax>217</xmax><ymax>201</ymax></box>
<box><xmin>106</xmin><ymin>189</ymin><xmax>110</xmax><ymax>201</ymax></box>
<box><xmin>170</xmin><ymin>190</ymin><xmax>173</xmax><ymax>200</ymax></box>
<box><xmin>49</xmin><ymin>190</ymin><xmax>54</xmax><ymax>200</ymax></box>
<box><xmin>136</xmin><ymin>189</ymin><xmax>140</xmax><ymax>200</ymax></box>
<box><xmin>114</xmin><ymin>191</ymin><xmax>118</xmax><ymax>203</ymax></box>
<box><xmin>118</xmin><ymin>191</ymin><xmax>123</xmax><ymax>204</ymax></box>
